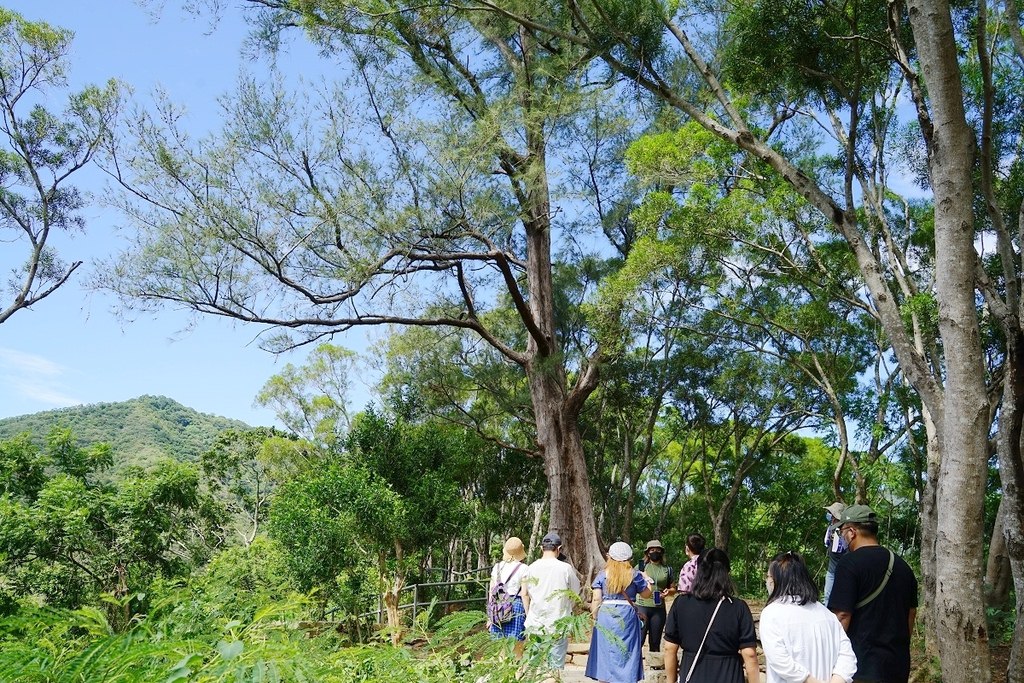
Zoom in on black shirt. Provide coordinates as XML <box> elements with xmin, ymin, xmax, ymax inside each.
<box><xmin>827</xmin><ymin>545</ymin><xmax>918</xmax><ymax>683</ymax></box>
<box><xmin>664</xmin><ymin>595</ymin><xmax>756</xmax><ymax>683</ymax></box>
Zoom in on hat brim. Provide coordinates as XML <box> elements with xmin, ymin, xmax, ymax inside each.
<box><xmin>824</xmin><ymin>503</ymin><xmax>846</xmax><ymax>517</ymax></box>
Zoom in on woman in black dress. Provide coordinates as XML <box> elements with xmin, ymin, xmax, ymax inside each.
<box><xmin>662</xmin><ymin>548</ymin><xmax>759</xmax><ymax>683</ymax></box>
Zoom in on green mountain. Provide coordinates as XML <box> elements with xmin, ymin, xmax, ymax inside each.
<box><xmin>0</xmin><ymin>395</ymin><xmax>253</xmax><ymax>472</ymax></box>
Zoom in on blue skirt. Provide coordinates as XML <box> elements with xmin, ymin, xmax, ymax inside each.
<box><xmin>585</xmin><ymin>603</ymin><xmax>644</xmax><ymax>682</ymax></box>
<box><xmin>489</xmin><ymin>596</ymin><xmax>526</xmax><ymax>641</ymax></box>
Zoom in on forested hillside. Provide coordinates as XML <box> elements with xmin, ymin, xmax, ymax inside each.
<box><xmin>0</xmin><ymin>395</ymin><xmax>252</xmax><ymax>471</ymax></box>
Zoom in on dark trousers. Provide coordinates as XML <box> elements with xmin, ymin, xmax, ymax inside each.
<box><xmin>637</xmin><ymin>604</ymin><xmax>667</xmax><ymax>652</ymax></box>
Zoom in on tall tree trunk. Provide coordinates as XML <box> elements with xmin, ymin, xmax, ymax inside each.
<box><xmin>522</xmin><ymin>204</ymin><xmax>604</xmax><ymax>577</ymax></box>
<box><xmin>528</xmin><ymin>367</ymin><xmax>604</xmax><ymax>579</ymax></box>
<box><xmin>908</xmin><ymin>1</ymin><xmax>991</xmax><ymax>679</ymax></box>
<box><xmin>996</xmin><ymin>332</ymin><xmax>1024</xmax><ymax>682</ymax></box>
<box><xmin>517</xmin><ymin>58</ymin><xmax>605</xmax><ymax>579</ymax></box>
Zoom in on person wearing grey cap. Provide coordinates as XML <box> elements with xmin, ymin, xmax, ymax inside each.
<box><xmin>827</xmin><ymin>505</ymin><xmax>918</xmax><ymax>683</ymax></box>
<box><xmin>585</xmin><ymin>541</ymin><xmax>653</xmax><ymax>682</ymax></box>
<box><xmin>522</xmin><ymin>531</ymin><xmax>582</xmax><ymax>672</ymax></box>
<box><xmin>823</xmin><ymin>502</ymin><xmax>848</xmax><ymax>605</ymax></box>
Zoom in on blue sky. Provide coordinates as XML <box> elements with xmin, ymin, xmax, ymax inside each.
<box><xmin>0</xmin><ymin>0</ymin><xmax>376</xmax><ymax>425</ymax></box>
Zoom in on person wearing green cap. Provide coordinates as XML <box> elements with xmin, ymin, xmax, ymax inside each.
<box><xmin>827</xmin><ymin>504</ymin><xmax>918</xmax><ymax>683</ymax></box>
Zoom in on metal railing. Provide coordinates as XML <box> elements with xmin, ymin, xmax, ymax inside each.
<box><xmin>326</xmin><ymin>566</ymin><xmax>495</xmax><ymax>625</ymax></box>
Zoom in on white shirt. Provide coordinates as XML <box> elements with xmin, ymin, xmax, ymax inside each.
<box><xmin>522</xmin><ymin>556</ymin><xmax>581</xmax><ymax>633</ymax></box>
<box><xmin>760</xmin><ymin>597</ymin><xmax>858</xmax><ymax>683</ymax></box>
<box><xmin>490</xmin><ymin>560</ymin><xmax>526</xmax><ymax>597</ymax></box>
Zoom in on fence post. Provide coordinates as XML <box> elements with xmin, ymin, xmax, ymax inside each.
<box><xmin>412</xmin><ymin>584</ymin><xmax>419</xmax><ymax>624</ymax></box>
<box><xmin>377</xmin><ymin>592</ymin><xmax>383</xmax><ymax>625</ymax></box>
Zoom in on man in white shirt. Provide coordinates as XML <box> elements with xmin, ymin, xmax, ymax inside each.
<box><xmin>522</xmin><ymin>531</ymin><xmax>582</xmax><ymax>672</ymax></box>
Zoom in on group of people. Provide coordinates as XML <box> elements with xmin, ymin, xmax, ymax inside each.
<box><xmin>487</xmin><ymin>503</ymin><xmax>918</xmax><ymax>683</ymax></box>
<box><xmin>487</xmin><ymin>532</ymin><xmax>582</xmax><ymax>668</ymax></box>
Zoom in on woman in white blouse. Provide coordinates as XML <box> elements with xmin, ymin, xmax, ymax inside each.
<box><xmin>488</xmin><ymin>536</ymin><xmax>528</xmax><ymax>655</ymax></box>
<box><xmin>760</xmin><ymin>551</ymin><xmax>857</xmax><ymax>683</ymax></box>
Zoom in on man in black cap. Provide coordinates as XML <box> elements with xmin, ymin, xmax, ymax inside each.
<box><xmin>522</xmin><ymin>531</ymin><xmax>581</xmax><ymax>672</ymax></box>
<box><xmin>828</xmin><ymin>504</ymin><xmax>918</xmax><ymax>683</ymax></box>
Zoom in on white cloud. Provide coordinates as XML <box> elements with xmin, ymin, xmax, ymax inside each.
<box><xmin>0</xmin><ymin>347</ymin><xmax>82</xmax><ymax>409</ymax></box>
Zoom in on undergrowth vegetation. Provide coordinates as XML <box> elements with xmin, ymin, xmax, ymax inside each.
<box><xmin>0</xmin><ymin>534</ymin><xmax>586</xmax><ymax>683</ymax></box>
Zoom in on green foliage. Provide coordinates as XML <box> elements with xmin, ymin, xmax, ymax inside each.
<box><xmin>720</xmin><ymin>0</ymin><xmax>899</xmax><ymax>108</ymax></box>
<box><xmin>986</xmin><ymin>598</ymin><xmax>1017</xmax><ymax>644</ymax></box>
<box><xmin>255</xmin><ymin>344</ymin><xmax>358</xmax><ymax>445</ymax></box>
<box><xmin>0</xmin><ymin>396</ymin><xmax>252</xmax><ymax>475</ymax></box>
<box><xmin>0</xmin><ymin>429</ymin><xmax>223</xmax><ymax>618</ymax></box>
<box><xmin>269</xmin><ymin>458</ymin><xmax>400</xmax><ymax>597</ymax></box>
<box><xmin>0</xmin><ymin>562</ymin><xmax>558</xmax><ymax>683</ymax></box>
<box><xmin>200</xmin><ymin>427</ymin><xmax>306</xmax><ymax>545</ymax></box>
<box><xmin>267</xmin><ymin>408</ymin><xmax>484</xmax><ymax>613</ymax></box>
<box><xmin>0</xmin><ymin>8</ymin><xmax>122</xmax><ymax>324</ymax></box>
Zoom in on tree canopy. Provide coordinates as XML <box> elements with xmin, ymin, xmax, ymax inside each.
<box><xmin>0</xmin><ymin>8</ymin><xmax>121</xmax><ymax>325</ymax></box>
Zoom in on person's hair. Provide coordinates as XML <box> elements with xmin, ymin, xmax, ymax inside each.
<box><xmin>604</xmin><ymin>558</ymin><xmax>635</xmax><ymax>595</ymax></box>
<box><xmin>686</xmin><ymin>533</ymin><xmax>706</xmax><ymax>555</ymax></box>
<box><xmin>691</xmin><ymin>548</ymin><xmax>735</xmax><ymax>600</ymax></box>
<box><xmin>767</xmin><ymin>551</ymin><xmax>819</xmax><ymax>606</ymax></box>
<box><xmin>847</xmin><ymin>521</ymin><xmax>879</xmax><ymax>537</ymax></box>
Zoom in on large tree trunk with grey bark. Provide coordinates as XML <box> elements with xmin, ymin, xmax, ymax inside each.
<box><xmin>907</xmin><ymin>1</ymin><xmax>992</xmax><ymax>679</ymax></box>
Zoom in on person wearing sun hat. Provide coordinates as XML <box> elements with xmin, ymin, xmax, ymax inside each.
<box><xmin>488</xmin><ymin>537</ymin><xmax>529</xmax><ymax>644</ymax></box>
<box><xmin>585</xmin><ymin>541</ymin><xmax>653</xmax><ymax>682</ymax></box>
<box><xmin>828</xmin><ymin>504</ymin><xmax>918</xmax><ymax>683</ymax></box>
<box><xmin>822</xmin><ymin>501</ymin><xmax>848</xmax><ymax>604</ymax></box>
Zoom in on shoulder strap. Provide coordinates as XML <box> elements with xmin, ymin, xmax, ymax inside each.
<box><xmin>685</xmin><ymin>597</ymin><xmax>726</xmax><ymax>683</ymax></box>
<box><xmin>855</xmin><ymin>550</ymin><xmax>895</xmax><ymax>609</ymax></box>
<box><xmin>501</xmin><ymin>561</ymin><xmax>522</xmax><ymax>584</ymax></box>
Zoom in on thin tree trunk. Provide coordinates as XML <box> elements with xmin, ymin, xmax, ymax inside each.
<box><xmin>712</xmin><ymin>507</ymin><xmax>733</xmax><ymax>554</ymax></box>
<box><xmin>529</xmin><ymin>500</ymin><xmax>546</xmax><ymax>557</ymax></box>
<box><xmin>985</xmin><ymin>496</ymin><xmax>1011</xmax><ymax>607</ymax></box>
<box><xmin>919</xmin><ymin>407</ymin><xmax>941</xmax><ymax>660</ymax></box>
<box><xmin>621</xmin><ymin>434</ymin><xmax>636</xmax><ymax>543</ymax></box>
<box><xmin>380</xmin><ymin>546</ymin><xmax>406</xmax><ymax>646</ymax></box>
<box><xmin>996</xmin><ymin>333</ymin><xmax>1024</xmax><ymax>682</ymax></box>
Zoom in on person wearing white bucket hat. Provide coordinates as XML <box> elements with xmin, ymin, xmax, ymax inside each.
<box><xmin>585</xmin><ymin>541</ymin><xmax>653</xmax><ymax>682</ymax></box>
